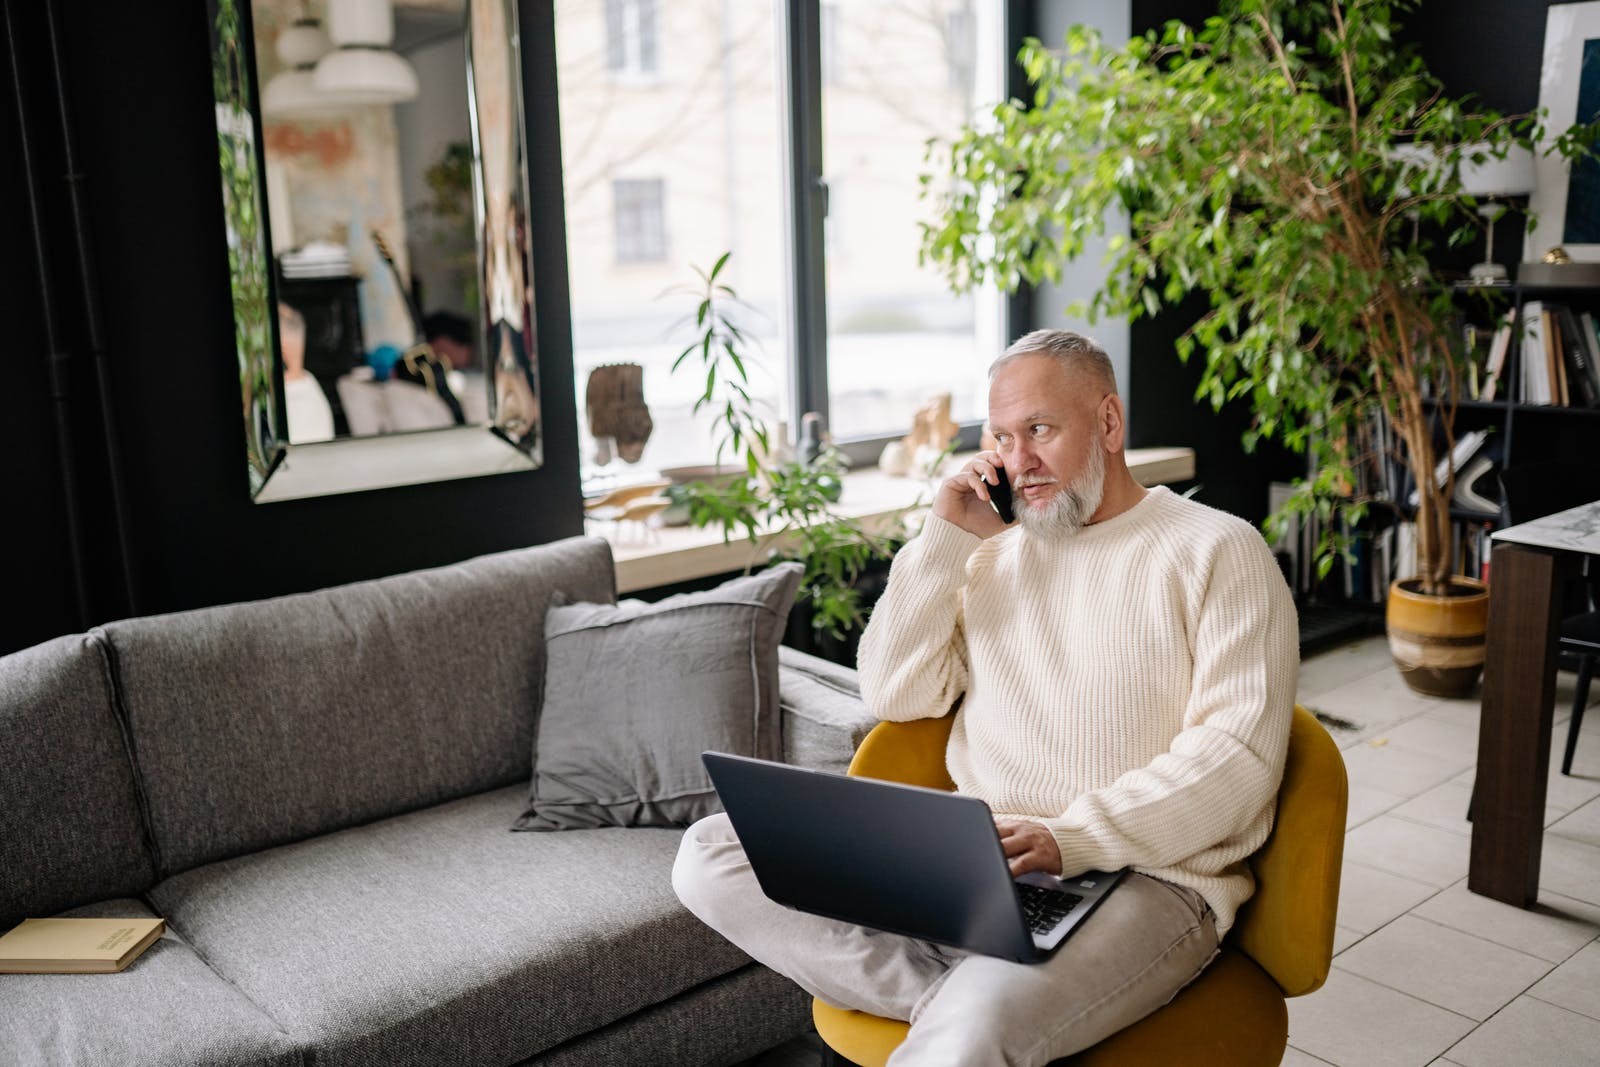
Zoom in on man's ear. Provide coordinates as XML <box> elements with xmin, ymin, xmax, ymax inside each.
<box><xmin>1099</xmin><ymin>392</ymin><xmax>1127</xmax><ymax>454</ymax></box>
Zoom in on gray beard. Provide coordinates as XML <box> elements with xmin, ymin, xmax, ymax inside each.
<box><xmin>1017</xmin><ymin>442</ymin><xmax>1107</xmax><ymax>540</ymax></box>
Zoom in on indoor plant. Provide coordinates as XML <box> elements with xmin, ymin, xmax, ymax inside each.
<box><xmin>920</xmin><ymin>0</ymin><xmax>1593</xmax><ymax>694</ymax></box>
<box><xmin>671</xmin><ymin>253</ymin><xmax>905</xmax><ymax>651</ymax></box>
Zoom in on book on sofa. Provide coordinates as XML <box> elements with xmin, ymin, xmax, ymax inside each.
<box><xmin>0</xmin><ymin>917</ymin><xmax>164</xmax><ymax>973</ymax></box>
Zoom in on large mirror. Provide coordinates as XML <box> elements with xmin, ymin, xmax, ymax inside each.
<box><xmin>206</xmin><ymin>0</ymin><xmax>542</xmax><ymax>501</ymax></box>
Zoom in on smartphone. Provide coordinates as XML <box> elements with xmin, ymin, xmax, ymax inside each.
<box><xmin>989</xmin><ymin>465</ymin><xmax>1015</xmax><ymax>524</ymax></box>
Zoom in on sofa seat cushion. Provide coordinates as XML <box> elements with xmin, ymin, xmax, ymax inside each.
<box><xmin>0</xmin><ymin>899</ymin><xmax>301</xmax><ymax>1067</ymax></box>
<box><xmin>146</xmin><ymin>785</ymin><xmax>752</xmax><ymax>1067</ymax></box>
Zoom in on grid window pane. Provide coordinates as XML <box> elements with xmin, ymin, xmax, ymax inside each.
<box><xmin>557</xmin><ymin>0</ymin><xmax>789</xmax><ymax>480</ymax></box>
<box><xmin>604</xmin><ymin>0</ymin><xmax>659</xmax><ymax>76</ymax></box>
<box><xmin>613</xmin><ymin>178</ymin><xmax>667</xmax><ymax>263</ymax></box>
<box><xmin>821</xmin><ymin>0</ymin><xmax>1002</xmax><ymax>441</ymax></box>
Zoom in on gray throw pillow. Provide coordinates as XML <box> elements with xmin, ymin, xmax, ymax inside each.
<box><xmin>513</xmin><ymin>563</ymin><xmax>805</xmax><ymax>831</ymax></box>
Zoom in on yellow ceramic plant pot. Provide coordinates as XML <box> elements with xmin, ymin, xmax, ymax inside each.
<box><xmin>1385</xmin><ymin>576</ymin><xmax>1490</xmax><ymax>697</ymax></box>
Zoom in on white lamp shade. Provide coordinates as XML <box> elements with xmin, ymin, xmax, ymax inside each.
<box><xmin>263</xmin><ymin>68</ymin><xmax>348</xmax><ymax>117</ymax></box>
<box><xmin>1460</xmin><ymin>143</ymin><xmax>1536</xmax><ymax>198</ymax></box>
<box><xmin>326</xmin><ymin>0</ymin><xmax>394</xmax><ymax>46</ymax></box>
<box><xmin>276</xmin><ymin>20</ymin><xmax>331</xmax><ymax>67</ymax></box>
<box><xmin>312</xmin><ymin>48</ymin><xmax>419</xmax><ymax>104</ymax></box>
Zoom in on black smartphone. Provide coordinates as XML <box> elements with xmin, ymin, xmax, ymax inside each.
<box><xmin>989</xmin><ymin>466</ymin><xmax>1015</xmax><ymax>524</ymax></box>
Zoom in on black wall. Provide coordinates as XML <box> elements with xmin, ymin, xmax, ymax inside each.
<box><xmin>2</xmin><ymin>1</ymin><xmax>583</xmax><ymax>656</ymax></box>
<box><xmin>1121</xmin><ymin>0</ymin><xmax>1572</xmax><ymax>527</ymax></box>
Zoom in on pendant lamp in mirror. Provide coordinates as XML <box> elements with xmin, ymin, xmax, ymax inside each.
<box><xmin>313</xmin><ymin>0</ymin><xmax>419</xmax><ymax>105</ymax></box>
<box><xmin>262</xmin><ymin>16</ymin><xmax>338</xmax><ymax>118</ymax></box>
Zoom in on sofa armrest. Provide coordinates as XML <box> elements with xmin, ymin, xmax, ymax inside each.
<box><xmin>777</xmin><ymin>646</ymin><xmax>878</xmax><ymax>776</ymax></box>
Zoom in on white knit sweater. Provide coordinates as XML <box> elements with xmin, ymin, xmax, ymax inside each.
<box><xmin>857</xmin><ymin>486</ymin><xmax>1298</xmax><ymax>935</ymax></box>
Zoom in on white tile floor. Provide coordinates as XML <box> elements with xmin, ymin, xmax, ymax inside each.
<box><xmin>746</xmin><ymin>634</ymin><xmax>1600</xmax><ymax>1066</ymax></box>
<box><xmin>1288</xmin><ymin>635</ymin><xmax>1600</xmax><ymax>1067</ymax></box>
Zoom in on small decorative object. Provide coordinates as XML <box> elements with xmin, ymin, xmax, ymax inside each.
<box><xmin>798</xmin><ymin>411</ymin><xmax>828</xmax><ymax>466</ymax></box>
<box><xmin>899</xmin><ymin>392</ymin><xmax>960</xmax><ymax>458</ymax></box>
<box><xmin>1544</xmin><ymin>246</ymin><xmax>1574</xmax><ymax>264</ymax></box>
<box><xmin>585</xmin><ymin>363</ymin><xmax>653</xmax><ymax>463</ymax></box>
<box><xmin>877</xmin><ymin>439</ymin><xmax>912</xmax><ymax>477</ymax></box>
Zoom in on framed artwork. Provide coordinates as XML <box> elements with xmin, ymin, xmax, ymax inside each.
<box><xmin>1529</xmin><ymin>1</ymin><xmax>1600</xmax><ymax>262</ymax></box>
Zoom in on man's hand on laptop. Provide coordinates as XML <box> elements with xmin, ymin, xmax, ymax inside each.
<box><xmin>995</xmin><ymin>819</ymin><xmax>1063</xmax><ymax>878</ymax></box>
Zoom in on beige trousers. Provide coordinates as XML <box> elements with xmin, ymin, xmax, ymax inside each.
<box><xmin>673</xmin><ymin>812</ymin><xmax>1219</xmax><ymax>1067</ymax></box>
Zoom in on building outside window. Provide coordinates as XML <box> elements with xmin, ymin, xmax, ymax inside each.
<box><xmin>820</xmin><ymin>3</ymin><xmax>840</xmax><ymax>87</ymax></box>
<box><xmin>613</xmin><ymin>178</ymin><xmax>668</xmax><ymax>264</ymax></box>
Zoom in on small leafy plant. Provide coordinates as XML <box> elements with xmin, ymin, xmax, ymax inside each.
<box><xmin>672</xmin><ymin>253</ymin><xmax>903</xmax><ymax>640</ymax></box>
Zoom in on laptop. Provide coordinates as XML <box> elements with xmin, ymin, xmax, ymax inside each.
<box><xmin>701</xmin><ymin>752</ymin><xmax>1125</xmax><ymax>963</ymax></box>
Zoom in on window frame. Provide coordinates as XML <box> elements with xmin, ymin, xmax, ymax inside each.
<box><xmin>779</xmin><ymin>0</ymin><xmax>1025</xmax><ymax>466</ymax></box>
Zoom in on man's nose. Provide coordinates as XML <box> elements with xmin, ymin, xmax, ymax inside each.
<box><xmin>1010</xmin><ymin>440</ymin><xmax>1039</xmax><ymax>472</ymax></box>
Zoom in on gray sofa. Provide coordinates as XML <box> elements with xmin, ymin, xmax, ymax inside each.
<box><xmin>0</xmin><ymin>536</ymin><xmax>877</xmax><ymax>1066</ymax></box>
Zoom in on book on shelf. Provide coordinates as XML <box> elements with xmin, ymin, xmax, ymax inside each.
<box><xmin>1479</xmin><ymin>311</ymin><xmax>1514</xmax><ymax>402</ymax></box>
<box><xmin>1583</xmin><ymin>311</ymin><xmax>1600</xmax><ymax>400</ymax></box>
<box><xmin>0</xmin><ymin>917</ymin><xmax>164</xmax><ymax>974</ymax></box>
<box><xmin>1520</xmin><ymin>301</ymin><xmax>1553</xmax><ymax>404</ymax></box>
<box><xmin>1552</xmin><ymin>305</ymin><xmax>1600</xmax><ymax>407</ymax></box>
<box><xmin>1550</xmin><ymin>307</ymin><xmax>1570</xmax><ymax>406</ymax></box>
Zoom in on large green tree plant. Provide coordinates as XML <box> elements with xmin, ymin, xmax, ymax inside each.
<box><xmin>922</xmin><ymin>0</ymin><xmax>1591</xmax><ymax>596</ymax></box>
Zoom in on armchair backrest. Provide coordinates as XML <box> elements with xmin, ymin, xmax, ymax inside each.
<box><xmin>846</xmin><ymin>705</ymin><xmax>1346</xmax><ymax>999</ymax></box>
<box><xmin>1234</xmin><ymin>706</ymin><xmax>1347</xmax><ymax>997</ymax></box>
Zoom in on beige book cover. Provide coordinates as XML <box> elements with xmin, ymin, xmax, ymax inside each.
<box><xmin>0</xmin><ymin>917</ymin><xmax>165</xmax><ymax>974</ymax></box>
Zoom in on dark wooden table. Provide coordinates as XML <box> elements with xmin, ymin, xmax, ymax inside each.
<box><xmin>1471</xmin><ymin>500</ymin><xmax>1600</xmax><ymax>905</ymax></box>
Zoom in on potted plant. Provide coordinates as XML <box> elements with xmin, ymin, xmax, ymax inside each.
<box><xmin>919</xmin><ymin>0</ymin><xmax>1594</xmax><ymax>695</ymax></box>
<box><xmin>670</xmin><ymin>254</ymin><xmax>906</xmax><ymax>657</ymax></box>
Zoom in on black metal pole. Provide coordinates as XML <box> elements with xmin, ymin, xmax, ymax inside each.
<box><xmin>43</xmin><ymin>0</ymin><xmax>139</xmax><ymax>616</ymax></box>
<box><xmin>5</xmin><ymin>0</ymin><xmax>91</xmax><ymax>628</ymax></box>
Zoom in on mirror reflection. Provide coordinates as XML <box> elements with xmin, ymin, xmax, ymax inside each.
<box><xmin>207</xmin><ymin>0</ymin><xmax>542</xmax><ymax>499</ymax></box>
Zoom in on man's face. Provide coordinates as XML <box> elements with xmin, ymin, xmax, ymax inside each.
<box><xmin>986</xmin><ymin>353</ymin><xmax>1110</xmax><ymax>535</ymax></box>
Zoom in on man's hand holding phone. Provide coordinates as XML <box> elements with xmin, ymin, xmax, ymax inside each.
<box><xmin>933</xmin><ymin>451</ymin><xmax>1015</xmax><ymax>538</ymax></box>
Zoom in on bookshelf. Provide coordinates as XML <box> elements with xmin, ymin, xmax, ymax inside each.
<box><xmin>1377</xmin><ymin>282</ymin><xmax>1600</xmax><ymax>592</ymax></box>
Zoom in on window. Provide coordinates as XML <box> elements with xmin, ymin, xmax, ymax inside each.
<box><xmin>820</xmin><ymin>0</ymin><xmax>1003</xmax><ymax>441</ymax></box>
<box><xmin>612</xmin><ymin>179</ymin><xmax>667</xmax><ymax>263</ymax></box>
<box><xmin>556</xmin><ymin>1</ymin><xmax>1009</xmax><ymax>486</ymax></box>
<box><xmin>605</xmin><ymin>0</ymin><xmax>659</xmax><ymax>78</ymax></box>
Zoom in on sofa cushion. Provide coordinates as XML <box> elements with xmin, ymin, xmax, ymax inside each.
<box><xmin>777</xmin><ymin>644</ymin><xmax>878</xmax><ymax>776</ymax></box>
<box><xmin>100</xmin><ymin>537</ymin><xmax>615</xmax><ymax>877</ymax></box>
<box><xmin>0</xmin><ymin>634</ymin><xmax>155</xmax><ymax>930</ymax></box>
<box><xmin>0</xmin><ymin>898</ymin><xmax>301</xmax><ymax>1067</ymax></box>
<box><xmin>146</xmin><ymin>785</ymin><xmax>753</xmax><ymax>1067</ymax></box>
<box><xmin>514</xmin><ymin>564</ymin><xmax>804</xmax><ymax>831</ymax></box>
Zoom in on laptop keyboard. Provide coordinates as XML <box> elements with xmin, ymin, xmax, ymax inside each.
<box><xmin>1017</xmin><ymin>883</ymin><xmax>1084</xmax><ymax>934</ymax></box>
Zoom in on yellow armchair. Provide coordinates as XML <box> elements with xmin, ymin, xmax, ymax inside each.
<box><xmin>813</xmin><ymin>705</ymin><xmax>1348</xmax><ymax>1066</ymax></box>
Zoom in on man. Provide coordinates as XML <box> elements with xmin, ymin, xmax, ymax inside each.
<box><xmin>674</xmin><ymin>330</ymin><xmax>1297</xmax><ymax>1066</ymax></box>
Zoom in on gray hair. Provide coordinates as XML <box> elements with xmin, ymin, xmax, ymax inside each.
<box><xmin>988</xmin><ymin>329</ymin><xmax>1117</xmax><ymax>394</ymax></box>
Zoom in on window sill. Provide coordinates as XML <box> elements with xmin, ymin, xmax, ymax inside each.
<box><xmin>589</xmin><ymin>446</ymin><xmax>1196</xmax><ymax>593</ymax></box>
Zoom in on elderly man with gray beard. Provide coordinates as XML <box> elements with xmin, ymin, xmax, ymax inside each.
<box><xmin>673</xmin><ymin>329</ymin><xmax>1298</xmax><ymax>1066</ymax></box>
